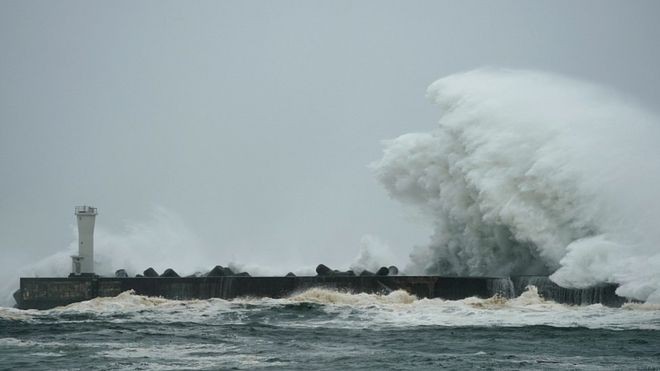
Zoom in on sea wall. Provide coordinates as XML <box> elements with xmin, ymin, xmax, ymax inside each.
<box><xmin>511</xmin><ymin>276</ymin><xmax>627</xmax><ymax>306</ymax></box>
<box><xmin>16</xmin><ymin>275</ymin><xmax>627</xmax><ymax>310</ymax></box>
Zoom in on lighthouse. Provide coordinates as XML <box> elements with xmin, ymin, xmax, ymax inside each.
<box><xmin>71</xmin><ymin>206</ymin><xmax>97</xmax><ymax>276</ymax></box>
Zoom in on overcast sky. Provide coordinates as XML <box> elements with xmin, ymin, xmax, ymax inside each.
<box><xmin>2</xmin><ymin>0</ymin><xmax>660</xmax><ymax>278</ymax></box>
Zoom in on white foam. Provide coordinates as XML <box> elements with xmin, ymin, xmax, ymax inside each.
<box><xmin>320</xmin><ymin>287</ymin><xmax>659</xmax><ymax>330</ymax></box>
<box><xmin>52</xmin><ymin>290</ymin><xmax>180</xmax><ymax>313</ymax></box>
<box><xmin>0</xmin><ymin>337</ymin><xmax>285</xmax><ymax>370</ymax></box>
<box><xmin>0</xmin><ymin>337</ymin><xmax>65</xmax><ymax>348</ymax></box>
<box><xmin>287</xmin><ymin>288</ymin><xmax>416</xmax><ymax>306</ymax></box>
<box><xmin>0</xmin><ymin>307</ymin><xmax>36</xmax><ymax>321</ymax></box>
<box><xmin>4</xmin><ymin>287</ymin><xmax>659</xmax><ymax>330</ymax></box>
<box><xmin>96</xmin><ymin>342</ymin><xmax>286</xmax><ymax>369</ymax></box>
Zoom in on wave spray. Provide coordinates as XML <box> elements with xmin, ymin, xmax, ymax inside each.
<box><xmin>373</xmin><ymin>69</ymin><xmax>660</xmax><ymax>302</ymax></box>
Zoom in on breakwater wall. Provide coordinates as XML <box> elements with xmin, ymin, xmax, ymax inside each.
<box><xmin>15</xmin><ymin>275</ymin><xmax>627</xmax><ymax>310</ymax></box>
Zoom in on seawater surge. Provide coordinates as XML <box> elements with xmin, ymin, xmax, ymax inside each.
<box><xmin>3</xmin><ymin>285</ymin><xmax>659</xmax><ymax>370</ymax></box>
<box><xmin>4</xmin><ymin>286</ymin><xmax>659</xmax><ymax>330</ymax></box>
<box><xmin>15</xmin><ymin>275</ymin><xmax>626</xmax><ymax>310</ymax></box>
<box><xmin>374</xmin><ymin>69</ymin><xmax>660</xmax><ymax>303</ymax></box>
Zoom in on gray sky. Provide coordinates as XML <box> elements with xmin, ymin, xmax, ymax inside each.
<box><xmin>2</xmin><ymin>0</ymin><xmax>660</xmax><ymax>277</ymax></box>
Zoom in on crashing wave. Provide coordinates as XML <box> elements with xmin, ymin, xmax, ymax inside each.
<box><xmin>373</xmin><ymin>68</ymin><xmax>660</xmax><ymax>303</ymax></box>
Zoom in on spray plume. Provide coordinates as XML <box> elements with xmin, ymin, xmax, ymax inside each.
<box><xmin>373</xmin><ymin>69</ymin><xmax>660</xmax><ymax>302</ymax></box>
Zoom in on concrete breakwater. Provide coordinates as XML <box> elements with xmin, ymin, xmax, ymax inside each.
<box><xmin>15</xmin><ymin>275</ymin><xmax>627</xmax><ymax>310</ymax></box>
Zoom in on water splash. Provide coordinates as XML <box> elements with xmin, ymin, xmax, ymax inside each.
<box><xmin>349</xmin><ymin>234</ymin><xmax>399</xmax><ymax>274</ymax></box>
<box><xmin>374</xmin><ymin>68</ymin><xmax>660</xmax><ymax>302</ymax></box>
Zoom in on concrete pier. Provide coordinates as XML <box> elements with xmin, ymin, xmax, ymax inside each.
<box><xmin>15</xmin><ymin>275</ymin><xmax>627</xmax><ymax>310</ymax></box>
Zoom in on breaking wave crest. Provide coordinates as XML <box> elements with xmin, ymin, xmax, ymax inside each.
<box><xmin>288</xmin><ymin>288</ymin><xmax>416</xmax><ymax>305</ymax></box>
<box><xmin>3</xmin><ymin>288</ymin><xmax>659</xmax><ymax>330</ymax></box>
<box><xmin>373</xmin><ymin>69</ymin><xmax>660</xmax><ymax>303</ymax></box>
<box><xmin>54</xmin><ymin>290</ymin><xmax>192</xmax><ymax>313</ymax></box>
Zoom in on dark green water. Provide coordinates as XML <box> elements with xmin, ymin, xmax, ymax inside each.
<box><xmin>1</xmin><ymin>289</ymin><xmax>659</xmax><ymax>370</ymax></box>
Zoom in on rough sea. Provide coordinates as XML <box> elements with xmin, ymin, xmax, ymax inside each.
<box><xmin>1</xmin><ymin>287</ymin><xmax>659</xmax><ymax>370</ymax></box>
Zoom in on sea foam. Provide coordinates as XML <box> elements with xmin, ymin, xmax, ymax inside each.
<box><xmin>3</xmin><ymin>288</ymin><xmax>659</xmax><ymax>330</ymax></box>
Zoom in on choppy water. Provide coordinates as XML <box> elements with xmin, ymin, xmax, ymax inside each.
<box><xmin>1</xmin><ymin>287</ymin><xmax>659</xmax><ymax>370</ymax></box>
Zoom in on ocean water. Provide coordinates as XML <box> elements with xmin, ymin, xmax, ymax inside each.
<box><xmin>1</xmin><ymin>287</ymin><xmax>659</xmax><ymax>370</ymax></box>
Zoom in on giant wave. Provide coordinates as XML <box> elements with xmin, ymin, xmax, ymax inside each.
<box><xmin>373</xmin><ymin>68</ymin><xmax>660</xmax><ymax>303</ymax></box>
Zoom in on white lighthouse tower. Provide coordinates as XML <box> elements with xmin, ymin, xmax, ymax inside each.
<box><xmin>71</xmin><ymin>206</ymin><xmax>97</xmax><ymax>276</ymax></box>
